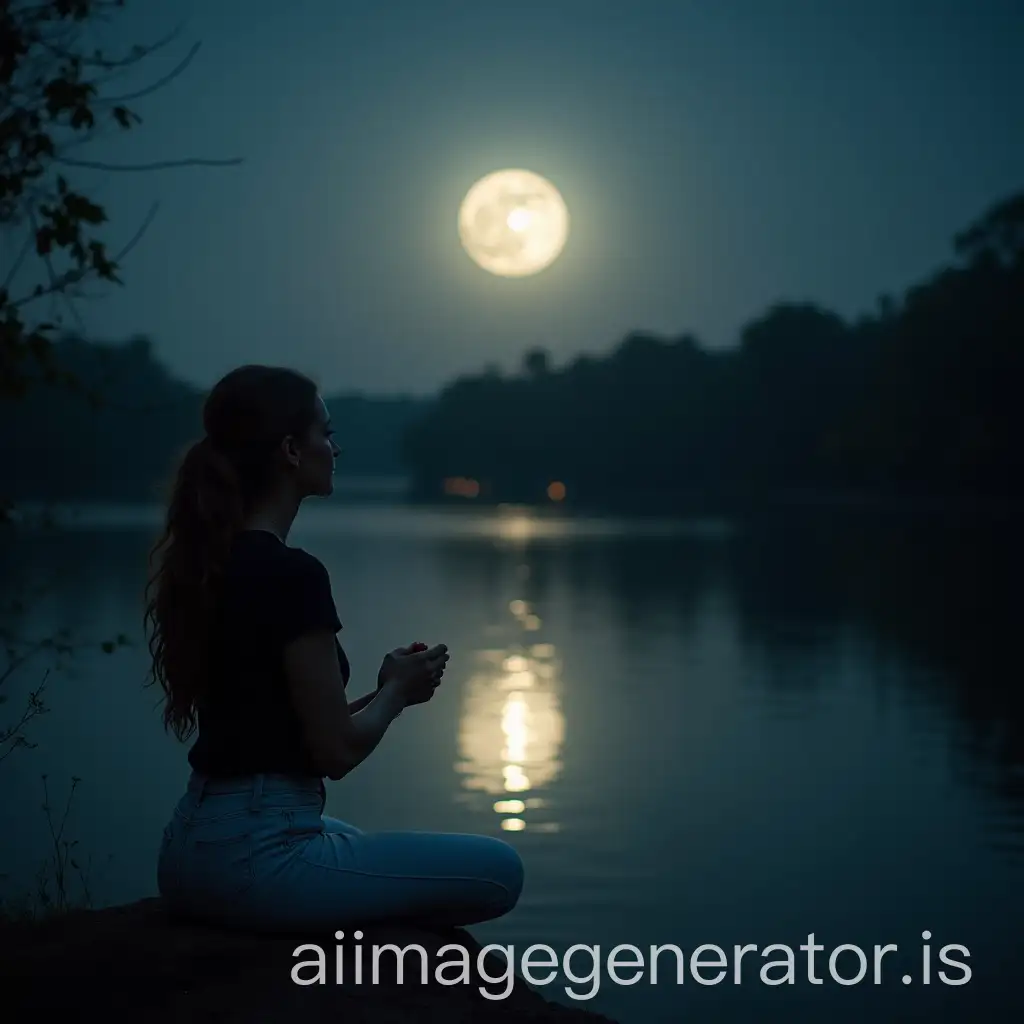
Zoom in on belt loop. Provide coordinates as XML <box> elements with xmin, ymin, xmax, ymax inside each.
<box><xmin>250</xmin><ymin>773</ymin><xmax>264</xmax><ymax>813</ymax></box>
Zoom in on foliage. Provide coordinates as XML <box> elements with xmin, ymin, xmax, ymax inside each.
<box><xmin>1</xmin><ymin>0</ymin><xmax>239</xmax><ymax>421</ymax></box>
<box><xmin>0</xmin><ymin>578</ymin><xmax>131</xmax><ymax>764</ymax></box>
<box><xmin>0</xmin><ymin>774</ymin><xmax>111</xmax><ymax>921</ymax></box>
<box><xmin>0</xmin><ymin>0</ymin><xmax>237</xmax><ymax>768</ymax></box>
<box><xmin>0</xmin><ymin>0</ymin><xmax>142</xmax><ymax>763</ymax></box>
<box><xmin>0</xmin><ymin>3</ymin><xmax>170</xmax><ymax>917</ymax></box>
<box><xmin>2</xmin><ymin>0</ymin><xmax>137</xmax><ymax>407</ymax></box>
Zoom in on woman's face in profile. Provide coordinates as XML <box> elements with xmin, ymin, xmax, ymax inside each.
<box><xmin>299</xmin><ymin>395</ymin><xmax>341</xmax><ymax>496</ymax></box>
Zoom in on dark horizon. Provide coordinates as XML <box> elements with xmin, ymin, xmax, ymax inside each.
<box><xmin>3</xmin><ymin>180</ymin><xmax>1019</xmax><ymax>510</ymax></box>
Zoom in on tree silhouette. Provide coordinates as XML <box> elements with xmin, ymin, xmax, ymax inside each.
<box><xmin>400</xmin><ymin>188</ymin><xmax>1024</xmax><ymax>507</ymax></box>
<box><xmin>0</xmin><ymin>0</ymin><xmax>239</xmax><ymax>418</ymax></box>
<box><xmin>522</xmin><ymin>348</ymin><xmax>551</xmax><ymax>378</ymax></box>
<box><xmin>0</xmin><ymin>1</ymin><xmax>236</xmax><ymax>774</ymax></box>
<box><xmin>953</xmin><ymin>192</ymin><xmax>1024</xmax><ymax>268</ymax></box>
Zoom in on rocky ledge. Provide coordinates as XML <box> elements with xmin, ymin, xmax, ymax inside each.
<box><xmin>1</xmin><ymin>898</ymin><xmax>617</xmax><ymax>1023</ymax></box>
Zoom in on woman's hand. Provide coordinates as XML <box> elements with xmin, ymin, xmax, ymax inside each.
<box><xmin>377</xmin><ymin>641</ymin><xmax>427</xmax><ymax>688</ymax></box>
<box><xmin>377</xmin><ymin>643</ymin><xmax>449</xmax><ymax>707</ymax></box>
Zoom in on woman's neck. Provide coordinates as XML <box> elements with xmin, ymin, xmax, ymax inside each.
<box><xmin>241</xmin><ymin>495</ymin><xmax>300</xmax><ymax>544</ymax></box>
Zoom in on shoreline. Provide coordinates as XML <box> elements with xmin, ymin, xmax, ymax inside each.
<box><xmin>1</xmin><ymin>897</ymin><xmax>618</xmax><ymax>1023</ymax></box>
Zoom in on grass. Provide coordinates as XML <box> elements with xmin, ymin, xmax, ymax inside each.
<box><xmin>0</xmin><ymin>774</ymin><xmax>101</xmax><ymax>925</ymax></box>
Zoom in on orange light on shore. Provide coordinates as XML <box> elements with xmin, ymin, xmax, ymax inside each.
<box><xmin>443</xmin><ymin>476</ymin><xmax>480</xmax><ymax>498</ymax></box>
<box><xmin>546</xmin><ymin>481</ymin><xmax>566</xmax><ymax>502</ymax></box>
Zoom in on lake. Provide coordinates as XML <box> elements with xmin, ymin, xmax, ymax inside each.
<box><xmin>0</xmin><ymin>498</ymin><xmax>1021</xmax><ymax>1023</ymax></box>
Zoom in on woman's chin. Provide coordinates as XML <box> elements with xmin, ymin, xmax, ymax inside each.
<box><xmin>306</xmin><ymin>479</ymin><xmax>334</xmax><ymax>499</ymax></box>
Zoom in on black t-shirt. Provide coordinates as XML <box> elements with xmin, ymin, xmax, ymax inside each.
<box><xmin>187</xmin><ymin>529</ymin><xmax>350</xmax><ymax>777</ymax></box>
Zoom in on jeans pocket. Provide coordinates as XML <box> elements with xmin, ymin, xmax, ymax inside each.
<box><xmin>186</xmin><ymin>832</ymin><xmax>255</xmax><ymax>902</ymax></box>
<box><xmin>159</xmin><ymin>823</ymin><xmax>174</xmax><ymax>856</ymax></box>
<box><xmin>157</xmin><ymin>824</ymin><xmax>178</xmax><ymax>899</ymax></box>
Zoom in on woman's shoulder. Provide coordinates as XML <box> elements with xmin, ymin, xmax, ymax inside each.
<box><xmin>278</xmin><ymin>543</ymin><xmax>339</xmax><ymax>625</ymax></box>
<box><xmin>227</xmin><ymin>533</ymin><xmax>340</xmax><ymax>634</ymax></box>
<box><xmin>231</xmin><ymin>531</ymin><xmax>327</xmax><ymax>584</ymax></box>
<box><xmin>285</xmin><ymin>543</ymin><xmax>331</xmax><ymax>583</ymax></box>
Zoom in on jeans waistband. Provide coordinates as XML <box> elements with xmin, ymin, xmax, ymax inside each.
<box><xmin>187</xmin><ymin>771</ymin><xmax>325</xmax><ymax>812</ymax></box>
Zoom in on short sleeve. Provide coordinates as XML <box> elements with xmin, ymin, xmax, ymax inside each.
<box><xmin>276</xmin><ymin>551</ymin><xmax>342</xmax><ymax>646</ymax></box>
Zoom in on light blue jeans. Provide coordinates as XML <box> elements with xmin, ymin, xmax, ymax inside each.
<box><xmin>157</xmin><ymin>771</ymin><xmax>524</xmax><ymax>933</ymax></box>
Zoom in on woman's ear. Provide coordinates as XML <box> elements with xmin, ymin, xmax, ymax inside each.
<box><xmin>280</xmin><ymin>434</ymin><xmax>302</xmax><ymax>468</ymax></box>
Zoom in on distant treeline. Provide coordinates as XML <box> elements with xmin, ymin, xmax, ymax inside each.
<box><xmin>402</xmin><ymin>190</ymin><xmax>1024</xmax><ymax>509</ymax></box>
<box><xmin>1</xmin><ymin>189</ymin><xmax>1020</xmax><ymax>508</ymax></box>
<box><xmin>0</xmin><ymin>341</ymin><xmax>430</xmax><ymax>501</ymax></box>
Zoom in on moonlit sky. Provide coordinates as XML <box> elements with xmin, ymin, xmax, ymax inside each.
<box><xmin>38</xmin><ymin>0</ymin><xmax>1024</xmax><ymax>396</ymax></box>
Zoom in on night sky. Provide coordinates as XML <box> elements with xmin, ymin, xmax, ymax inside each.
<box><xmin>69</xmin><ymin>0</ymin><xmax>1024</xmax><ymax>396</ymax></box>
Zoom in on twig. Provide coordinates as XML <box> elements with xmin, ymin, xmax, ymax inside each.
<box><xmin>27</xmin><ymin>208</ymin><xmax>86</xmax><ymax>332</ymax></box>
<box><xmin>39</xmin><ymin>774</ymin><xmax>82</xmax><ymax>912</ymax></box>
<box><xmin>75</xmin><ymin>851</ymin><xmax>94</xmax><ymax>908</ymax></box>
<box><xmin>9</xmin><ymin>265</ymin><xmax>88</xmax><ymax>309</ymax></box>
<box><xmin>99</xmin><ymin>41</ymin><xmax>202</xmax><ymax>104</ymax></box>
<box><xmin>54</xmin><ymin>155</ymin><xmax>244</xmax><ymax>172</ymax></box>
<box><xmin>35</xmin><ymin>18</ymin><xmax>187</xmax><ymax>72</ymax></box>
<box><xmin>0</xmin><ymin>672</ymin><xmax>50</xmax><ymax>765</ymax></box>
<box><xmin>1</xmin><ymin>229</ymin><xmax>36</xmax><ymax>293</ymax></box>
<box><xmin>113</xmin><ymin>199</ymin><xmax>159</xmax><ymax>262</ymax></box>
<box><xmin>10</xmin><ymin>199</ymin><xmax>162</xmax><ymax>310</ymax></box>
<box><xmin>0</xmin><ymin>639</ymin><xmax>52</xmax><ymax>688</ymax></box>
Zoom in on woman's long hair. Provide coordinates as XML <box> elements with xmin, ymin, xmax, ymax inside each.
<box><xmin>144</xmin><ymin>365</ymin><xmax>319</xmax><ymax>740</ymax></box>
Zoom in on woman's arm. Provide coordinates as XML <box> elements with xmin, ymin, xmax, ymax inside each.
<box><xmin>285</xmin><ymin>630</ymin><xmax>406</xmax><ymax>780</ymax></box>
<box><xmin>346</xmin><ymin>690</ymin><xmax>379</xmax><ymax>714</ymax></box>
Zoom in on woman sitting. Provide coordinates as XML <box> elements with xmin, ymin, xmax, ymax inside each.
<box><xmin>146</xmin><ymin>364</ymin><xmax>524</xmax><ymax>933</ymax></box>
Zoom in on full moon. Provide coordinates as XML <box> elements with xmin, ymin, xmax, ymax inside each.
<box><xmin>458</xmin><ymin>168</ymin><xmax>569</xmax><ymax>277</ymax></box>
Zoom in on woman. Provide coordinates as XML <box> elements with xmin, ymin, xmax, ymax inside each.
<box><xmin>146</xmin><ymin>364</ymin><xmax>523</xmax><ymax>934</ymax></box>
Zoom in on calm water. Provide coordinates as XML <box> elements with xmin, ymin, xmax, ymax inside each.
<box><xmin>0</xmin><ymin>499</ymin><xmax>1021</xmax><ymax>1023</ymax></box>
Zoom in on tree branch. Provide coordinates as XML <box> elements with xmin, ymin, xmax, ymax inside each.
<box><xmin>0</xmin><ymin>673</ymin><xmax>50</xmax><ymax>765</ymax></box>
<box><xmin>9</xmin><ymin>197</ymin><xmax>159</xmax><ymax>311</ymax></box>
<box><xmin>97</xmin><ymin>41</ymin><xmax>202</xmax><ymax>104</ymax></box>
<box><xmin>54</xmin><ymin>154</ymin><xmax>243</xmax><ymax>172</ymax></box>
<box><xmin>2</xmin><ymin>229</ymin><xmax>36</xmax><ymax>293</ymax></box>
<box><xmin>112</xmin><ymin>198</ymin><xmax>159</xmax><ymax>262</ymax></box>
<box><xmin>28</xmin><ymin>207</ymin><xmax>87</xmax><ymax>332</ymax></box>
<box><xmin>34</xmin><ymin>17</ymin><xmax>187</xmax><ymax>72</ymax></box>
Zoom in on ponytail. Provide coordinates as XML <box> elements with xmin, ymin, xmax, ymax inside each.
<box><xmin>144</xmin><ymin>364</ymin><xmax>320</xmax><ymax>741</ymax></box>
<box><xmin>144</xmin><ymin>437</ymin><xmax>245</xmax><ymax>740</ymax></box>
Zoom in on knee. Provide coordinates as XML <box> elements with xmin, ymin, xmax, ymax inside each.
<box><xmin>485</xmin><ymin>837</ymin><xmax>524</xmax><ymax>911</ymax></box>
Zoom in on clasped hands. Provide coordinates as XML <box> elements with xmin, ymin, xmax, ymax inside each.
<box><xmin>376</xmin><ymin>641</ymin><xmax>449</xmax><ymax>707</ymax></box>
